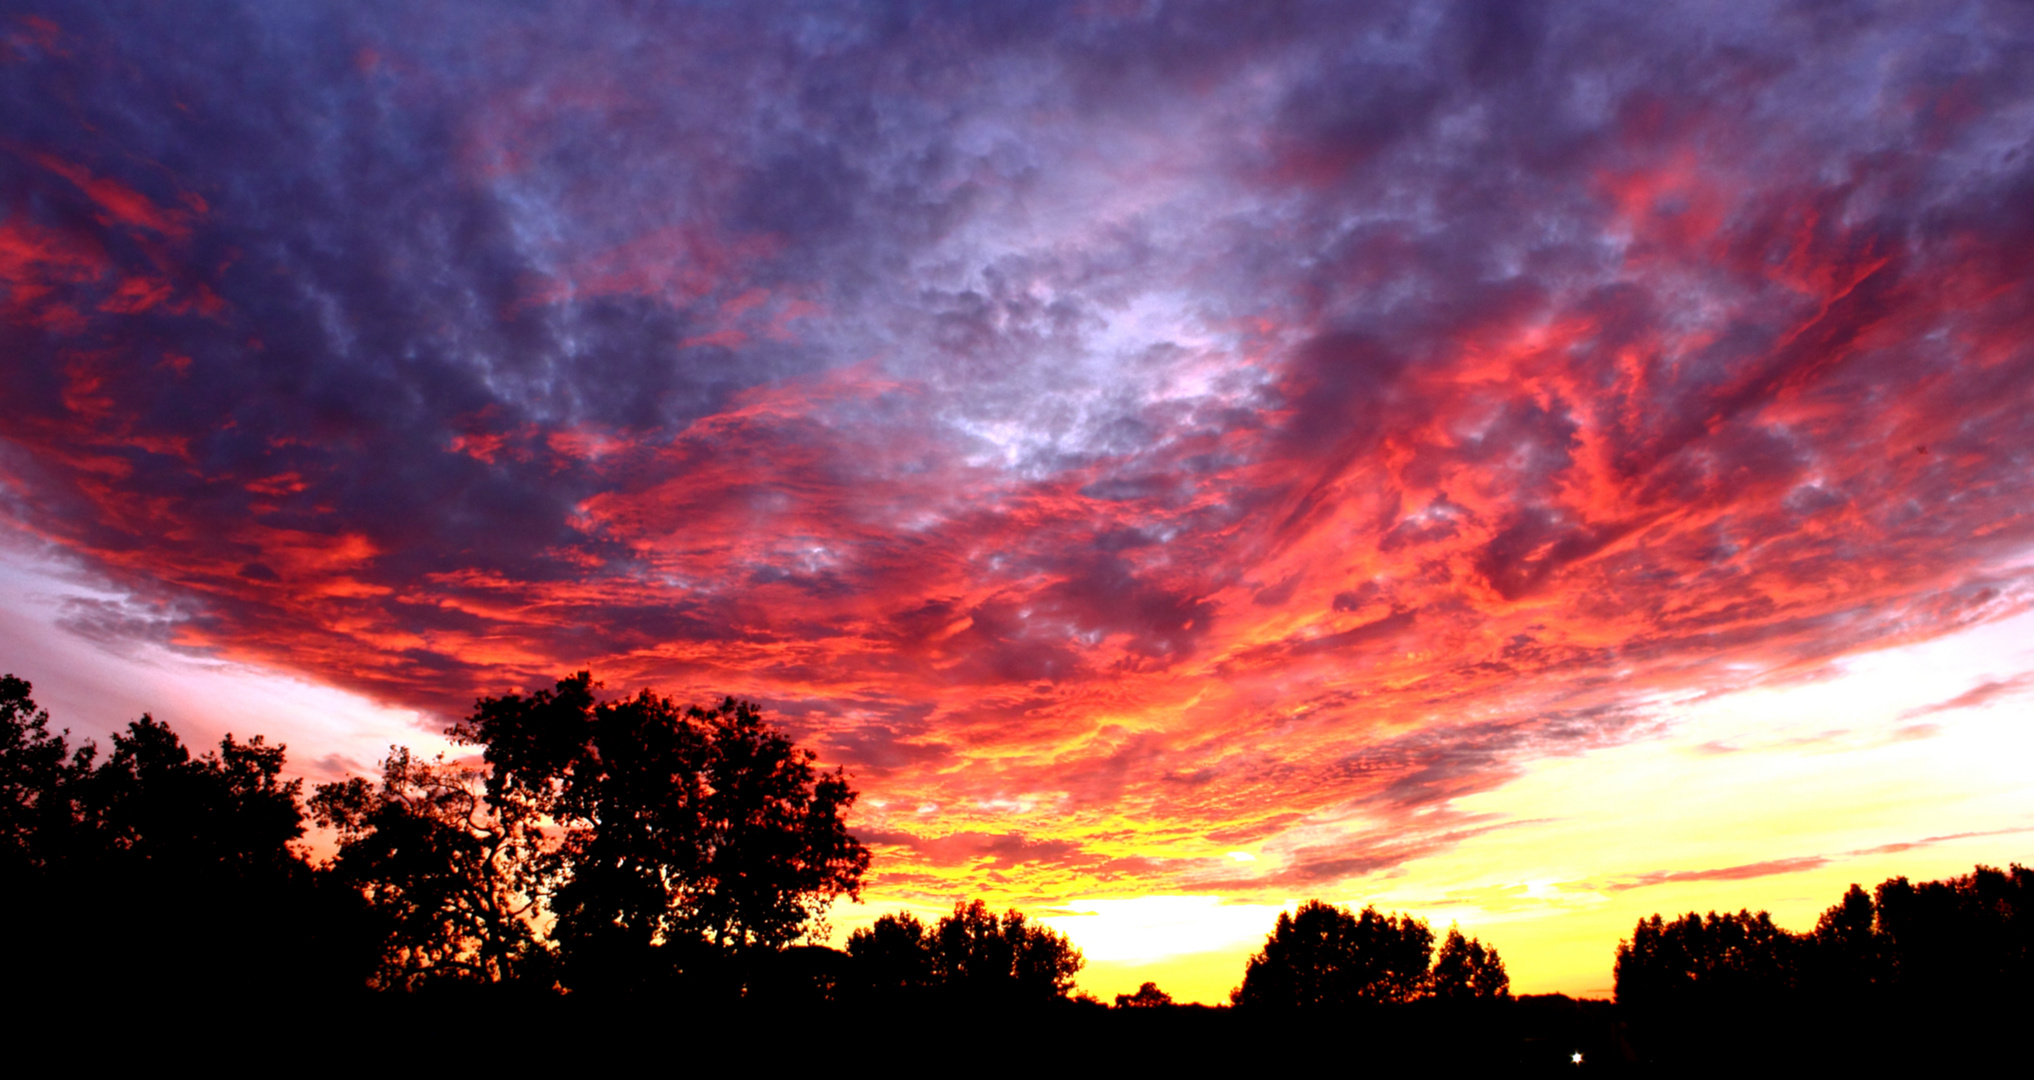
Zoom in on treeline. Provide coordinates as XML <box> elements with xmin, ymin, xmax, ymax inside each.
<box><xmin>0</xmin><ymin>671</ymin><xmax>1091</xmax><ymax>1009</ymax></box>
<box><xmin>11</xmin><ymin>666</ymin><xmax>2025</xmax><ymax>1064</ymax></box>
<box><xmin>1615</xmin><ymin>864</ymin><xmax>2034</xmax><ymax>1063</ymax></box>
<box><xmin>1617</xmin><ymin>866</ymin><xmax>2034</xmax><ymax>1004</ymax></box>
<box><xmin>2</xmin><ymin>669</ymin><xmax>1528</xmax><ymax>1013</ymax></box>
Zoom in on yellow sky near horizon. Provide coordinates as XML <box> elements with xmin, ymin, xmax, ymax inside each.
<box><xmin>1013</xmin><ymin>608</ymin><xmax>2034</xmax><ymax>1003</ymax></box>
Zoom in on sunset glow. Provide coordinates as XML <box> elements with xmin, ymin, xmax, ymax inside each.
<box><xmin>5</xmin><ymin>1</ymin><xmax>2034</xmax><ymax>1003</ymax></box>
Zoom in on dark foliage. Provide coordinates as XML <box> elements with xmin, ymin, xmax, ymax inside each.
<box><xmin>315</xmin><ymin>672</ymin><xmax>871</xmax><ymax>994</ymax></box>
<box><xmin>1433</xmin><ymin>924</ymin><xmax>1513</xmax><ymax>1001</ymax></box>
<box><xmin>933</xmin><ymin>899</ymin><xmax>1086</xmax><ymax>999</ymax></box>
<box><xmin>1617</xmin><ymin>865</ymin><xmax>2034</xmax><ymax>1010</ymax></box>
<box><xmin>9</xmin><ymin>664</ymin><xmax>2033</xmax><ymax>1070</ymax></box>
<box><xmin>844</xmin><ymin>910</ymin><xmax>938</xmax><ymax>997</ymax></box>
<box><xmin>0</xmin><ymin>673</ymin><xmax>71</xmax><ymax>868</ymax></box>
<box><xmin>2</xmin><ymin>669</ymin><xmax>867</xmax><ymax>1007</ymax></box>
<box><xmin>0</xmin><ymin>675</ymin><xmax>374</xmax><ymax>1005</ymax></box>
<box><xmin>1115</xmin><ymin>981</ymin><xmax>1174</xmax><ymax>1008</ymax></box>
<box><xmin>309</xmin><ymin>747</ymin><xmax>554</xmax><ymax>989</ymax></box>
<box><xmin>1614</xmin><ymin>908</ymin><xmax>1799</xmax><ymax>1010</ymax></box>
<box><xmin>844</xmin><ymin>899</ymin><xmax>1085</xmax><ymax>1004</ymax></box>
<box><xmin>1232</xmin><ymin>899</ymin><xmax>1499</xmax><ymax>1008</ymax></box>
<box><xmin>1615</xmin><ymin>864</ymin><xmax>2034</xmax><ymax>1065</ymax></box>
<box><xmin>423</xmin><ymin>673</ymin><xmax>870</xmax><ymax>993</ymax></box>
<box><xmin>1872</xmin><ymin>865</ymin><xmax>2034</xmax><ymax>994</ymax></box>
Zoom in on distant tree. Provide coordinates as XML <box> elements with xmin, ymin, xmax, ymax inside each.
<box><xmin>1873</xmin><ymin>864</ymin><xmax>2034</xmax><ymax>997</ymax></box>
<box><xmin>1116</xmin><ymin>981</ymin><xmax>1175</xmax><ymax>1008</ymax></box>
<box><xmin>845</xmin><ymin>911</ymin><xmax>938</xmax><ymax>997</ymax></box>
<box><xmin>931</xmin><ymin>899</ymin><xmax>1087</xmax><ymax>1001</ymax></box>
<box><xmin>1614</xmin><ymin>908</ymin><xmax>1800</xmax><ymax>1010</ymax></box>
<box><xmin>1804</xmin><ymin>883</ymin><xmax>1888</xmax><ymax>996</ymax></box>
<box><xmin>1232</xmin><ymin>900</ymin><xmax>1435</xmax><ymax>1009</ymax></box>
<box><xmin>846</xmin><ymin>900</ymin><xmax>1085</xmax><ymax>1003</ymax></box>
<box><xmin>1431</xmin><ymin>925</ymin><xmax>1511</xmax><ymax>1000</ymax></box>
<box><xmin>310</xmin><ymin>746</ymin><xmax>554</xmax><ymax>989</ymax></box>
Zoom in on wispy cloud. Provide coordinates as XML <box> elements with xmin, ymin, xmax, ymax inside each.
<box><xmin>1900</xmin><ymin>672</ymin><xmax>2034</xmax><ymax>720</ymax></box>
<box><xmin>1602</xmin><ymin>857</ymin><xmax>1831</xmax><ymax>894</ymax></box>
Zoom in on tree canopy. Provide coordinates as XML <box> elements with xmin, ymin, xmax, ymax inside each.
<box><xmin>1432</xmin><ymin>925</ymin><xmax>1512</xmax><ymax>1001</ymax></box>
<box><xmin>1116</xmin><ymin>981</ymin><xmax>1175</xmax><ymax>1008</ymax></box>
<box><xmin>1</xmin><ymin>675</ymin><xmax>370</xmax><ymax>1001</ymax></box>
<box><xmin>1615</xmin><ymin>864</ymin><xmax>2034</xmax><ymax>1015</ymax></box>
<box><xmin>317</xmin><ymin>672</ymin><xmax>871</xmax><ymax>992</ymax></box>
<box><xmin>1231</xmin><ymin>900</ymin><xmax>1507</xmax><ymax>1009</ymax></box>
<box><xmin>310</xmin><ymin>747</ymin><xmax>554</xmax><ymax>988</ymax></box>
<box><xmin>846</xmin><ymin>900</ymin><xmax>1086</xmax><ymax>1004</ymax></box>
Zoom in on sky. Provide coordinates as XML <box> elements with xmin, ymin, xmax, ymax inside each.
<box><xmin>4</xmin><ymin>0</ymin><xmax>2034</xmax><ymax>1003</ymax></box>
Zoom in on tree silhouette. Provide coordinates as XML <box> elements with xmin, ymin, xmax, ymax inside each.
<box><xmin>1614</xmin><ymin>908</ymin><xmax>1799</xmax><ymax>1011</ymax></box>
<box><xmin>846</xmin><ymin>900</ymin><xmax>1085</xmax><ymax>1004</ymax></box>
<box><xmin>1805</xmin><ymin>883</ymin><xmax>1888</xmax><ymax>997</ymax></box>
<box><xmin>932</xmin><ymin>899</ymin><xmax>1086</xmax><ymax>1001</ymax></box>
<box><xmin>682</xmin><ymin>696</ymin><xmax>869</xmax><ymax>949</ymax></box>
<box><xmin>1615</xmin><ymin>868</ymin><xmax>2034</xmax><ymax>1064</ymax></box>
<box><xmin>845</xmin><ymin>911</ymin><xmax>938</xmax><ymax>997</ymax></box>
<box><xmin>11</xmin><ymin>670</ymin><xmax>874</xmax><ymax>1003</ymax></box>
<box><xmin>1431</xmin><ymin>925</ymin><xmax>1511</xmax><ymax>1000</ymax></box>
<box><xmin>455</xmin><ymin>674</ymin><xmax>703</xmax><ymax>990</ymax></box>
<box><xmin>1231</xmin><ymin>900</ymin><xmax>1435</xmax><ymax>1008</ymax></box>
<box><xmin>1873</xmin><ymin>864</ymin><xmax>2034</xmax><ymax>998</ymax></box>
<box><xmin>83</xmin><ymin>716</ymin><xmax>307</xmax><ymax>878</ymax></box>
<box><xmin>388</xmin><ymin>672</ymin><xmax>870</xmax><ymax>992</ymax></box>
<box><xmin>3</xmin><ymin>676</ymin><xmax>373</xmax><ymax>1001</ymax></box>
<box><xmin>0</xmin><ymin>674</ymin><xmax>77</xmax><ymax>871</ymax></box>
<box><xmin>1115</xmin><ymin>981</ymin><xmax>1175</xmax><ymax>1008</ymax></box>
<box><xmin>311</xmin><ymin>747</ymin><xmax>553</xmax><ymax>989</ymax></box>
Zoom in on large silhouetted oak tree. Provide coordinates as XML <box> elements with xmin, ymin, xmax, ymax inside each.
<box><xmin>318</xmin><ymin>672</ymin><xmax>870</xmax><ymax>993</ymax></box>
